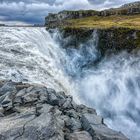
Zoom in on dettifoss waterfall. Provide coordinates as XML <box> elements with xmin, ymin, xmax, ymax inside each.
<box><xmin>0</xmin><ymin>27</ymin><xmax>140</xmax><ymax>140</ymax></box>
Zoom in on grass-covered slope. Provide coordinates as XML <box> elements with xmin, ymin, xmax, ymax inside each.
<box><xmin>46</xmin><ymin>1</ymin><xmax>140</xmax><ymax>30</ymax></box>
<box><xmin>46</xmin><ymin>2</ymin><xmax>140</xmax><ymax>54</ymax></box>
<box><xmin>65</xmin><ymin>14</ymin><xmax>140</xmax><ymax>29</ymax></box>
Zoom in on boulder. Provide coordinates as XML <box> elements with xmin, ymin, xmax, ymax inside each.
<box><xmin>1</xmin><ymin>94</ymin><xmax>13</xmax><ymax>108</ymax></box>
<box><xmin>48</xmin><ymin>92</ymin><xmax>59</xmax><ymax>106</ymax></box>
<box><xmin>0</xmin><ymin>107</ymin><xmax>4</xmax><ymax>117</ymax></box>
<box><xmin>62</xmin><ymin>96</ymin><xmax>73</xmax><ymax>110</ymax></box>
<box><xmin>69</xmin><ymin>117</ymin><xmax>82</xmax><ymax>131</ymax></box>
<box><xmin>76</xmin><ymin>104</ymin><xmax>97</xmax><ymax>115</ymax></box>
<box><xmin>22</xmin><ymin>91</ymin><xmax>38</xmax><ymax>104</ymax></box>
<box><xmin>67</xmin><ymin>131</ymin><xmax>92</xmax><ymax>140</ymax></box>
<box><xmin>16</xmin><ymin>88</ymin><xmax>26</xmax><ymax>97</ymax></box>
<box><xmin>14</xmin><ymin>96</ymin><xmax>23</xmax><ymax>105</ymax></box>
<box><xmin>0</xmin><ymin>81</ymin><xmax>16</xmax><ymax>96</ymax></box>
<box><xmin>81</xmin><ymin>113</ymin><xmax>128</xmax><ymax>140</ymax></box>
<box><xmin>65</xmin><ymin>109</ymin><xmax>79</xmax><ymax>119</ymax></box>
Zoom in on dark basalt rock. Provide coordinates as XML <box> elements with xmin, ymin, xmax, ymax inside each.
<box><xmin>52</xmin><ymin>27</ymin><xmax>140</xmax><ymax>61</ymax></box>
<box><xmin>98</xmin><ymin>28</ymin><xmax>140</xmax><ymax>57</ymax></box>
<box><xmin>0</xmin><ymin>81</ymin><xmax>128</xmax><ymax>140</ymax></box>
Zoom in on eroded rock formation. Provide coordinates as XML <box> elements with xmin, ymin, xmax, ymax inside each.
<box><xmin>0</xmin><ymin>81</ymin><xmax>128</xmax><ymax>140</ymax></box>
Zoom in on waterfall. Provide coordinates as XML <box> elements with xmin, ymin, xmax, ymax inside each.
<box><xmin>0</xmin><ymin>27</ymin><xmax>76</xmax><ymax>98</ymax></box>
<box><xmin>78</xmin><ymin>52</ymin><xmax>140</xmax><ymax>140</ymax></box>
<box><xmin>0</xmin><ymin>27</ymin><xmax>140</xmax><ymax>140</ymax></box>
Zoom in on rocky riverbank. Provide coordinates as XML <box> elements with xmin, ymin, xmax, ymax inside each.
<box><xmin>0</xmin><ymin>80</ymin><xmax>128</xmax><ymax>140</ymax></box>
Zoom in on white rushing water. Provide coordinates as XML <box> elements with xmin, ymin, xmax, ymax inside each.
<box><xmin>0</xmin><ymin>27</ymin><xmax>140</xmax><ymax>140</ymax></box>
<box><xmin>0</xmin><ymin>27</ymin><xmax>77</xmax><ymax>98</ymax></box>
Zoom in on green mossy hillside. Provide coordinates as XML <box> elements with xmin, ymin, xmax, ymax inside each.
<box><xmin>66</xmin><ymin>14</ymin><xmax>140</xmax><ymax>30</ymax></box>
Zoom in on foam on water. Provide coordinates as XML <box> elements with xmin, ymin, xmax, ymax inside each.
<box><xmin>78</xmin><ymin>53</ymin><xmax>140</xmax><ymax>140</ymax></box>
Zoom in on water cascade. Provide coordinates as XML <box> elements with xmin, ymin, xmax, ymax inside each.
<box><xmin>0</xmin><ymin>27</ymin><xmax>140</xmax><ymax>140</ymax></box>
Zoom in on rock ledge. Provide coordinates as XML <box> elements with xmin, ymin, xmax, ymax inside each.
<box><xmin>0</xmin><ymin>81</ymin><xmax>128</xmax><ymax>140</ymax></box>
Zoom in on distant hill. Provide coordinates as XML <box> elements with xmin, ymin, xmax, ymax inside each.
<box><xmin>45</xmin><ymin>1</ymin><xmax>140</xmax><ymax>29</ymax></box>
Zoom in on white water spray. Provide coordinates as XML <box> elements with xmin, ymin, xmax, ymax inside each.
<box><xmin>0</xmin><ymin>27</ymin><xmax>140</xmax><ymax>140</ymax></box>
<box><xmin>0</xmin><ymin>27</ymin><xmax>78</xmax><ymax>101</ymax></box>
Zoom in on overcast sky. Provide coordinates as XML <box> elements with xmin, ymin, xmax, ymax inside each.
<box><xmin>0</xmin><ymin>0</ymin><xmax>138</xmax><ymax>25</ymax></box>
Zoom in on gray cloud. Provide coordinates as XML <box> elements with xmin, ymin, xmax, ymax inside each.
<box><xmin>0</xmin><ymin>0</ymin><xmax>137</xmax><ymax>24</ymax></box>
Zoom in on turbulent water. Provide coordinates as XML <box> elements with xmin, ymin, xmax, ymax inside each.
<box><xmin>0</xmin><ymin>27</ymin><xmax>140</xmax><ymax>140</ymax></box>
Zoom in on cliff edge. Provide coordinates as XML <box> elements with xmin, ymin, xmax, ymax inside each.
<box><xmin>45</xmin><ymin>2</ymin><xmax>140</xmax><ymax>56</ymax></box>
<box><xmin>45</xmin><ymin>2</ymin><xmax>140</xmax><ymax>29</ymax></box>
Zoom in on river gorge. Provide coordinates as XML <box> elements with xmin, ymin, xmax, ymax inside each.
<box><xmin>0</xmin><ymin>27</ymin><xmax>140</xmax><ymax>139</ymax></box>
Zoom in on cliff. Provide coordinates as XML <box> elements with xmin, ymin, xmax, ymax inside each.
<box><xmin>0</xmin><ymin>81</ymin><xmax>128</xmax><ymax>140</ymax></box>
<box><xmin>52</xmin><ymin>27</ymin><xmax>140</xmax><ymax>58</ymax></box>
<box><xmin>45</xmin><ymin>2</ymin><xmax>140</xmax><ymax>29</ymax></box>
<box><xmin>45</xmin><ymin>2</ymin><xmax>140</xmax><ymax>56</ymax></box>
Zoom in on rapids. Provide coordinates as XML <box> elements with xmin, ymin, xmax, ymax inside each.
<box><xmin>0</xmin><ymin>27</ymin><xmax>140</xmax><ymax>140</ymax></box>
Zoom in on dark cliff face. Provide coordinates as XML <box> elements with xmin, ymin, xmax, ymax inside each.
<box><xmin>46</xmin><ymin>2</ymin><xmax>140</xmax><ymax>60</ymax></box>
<box><xmin>51</xmin><ymin>28</ymin><xmax>140</xmax><ymax>58</ymax></box>
<box><xmin>98</xmin><ymin>28</ymin><xmax>140</xmax><ymax>56</ymax></box>
<box><xmin>57</xmin><ymin>28</ymin><xmax>94</xmax><ymax>48</ymax></box>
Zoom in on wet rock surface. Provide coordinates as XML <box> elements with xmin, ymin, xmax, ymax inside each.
<box><xmin>0</xmin><ymin>81</ymin><xmax>128</xmax><ymax>140</ymax></box>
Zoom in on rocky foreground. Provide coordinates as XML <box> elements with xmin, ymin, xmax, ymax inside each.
<box><xmin>0</xmin><ymin>80</ymin><xmax>128</xmax><ymax>140</ymax></box>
